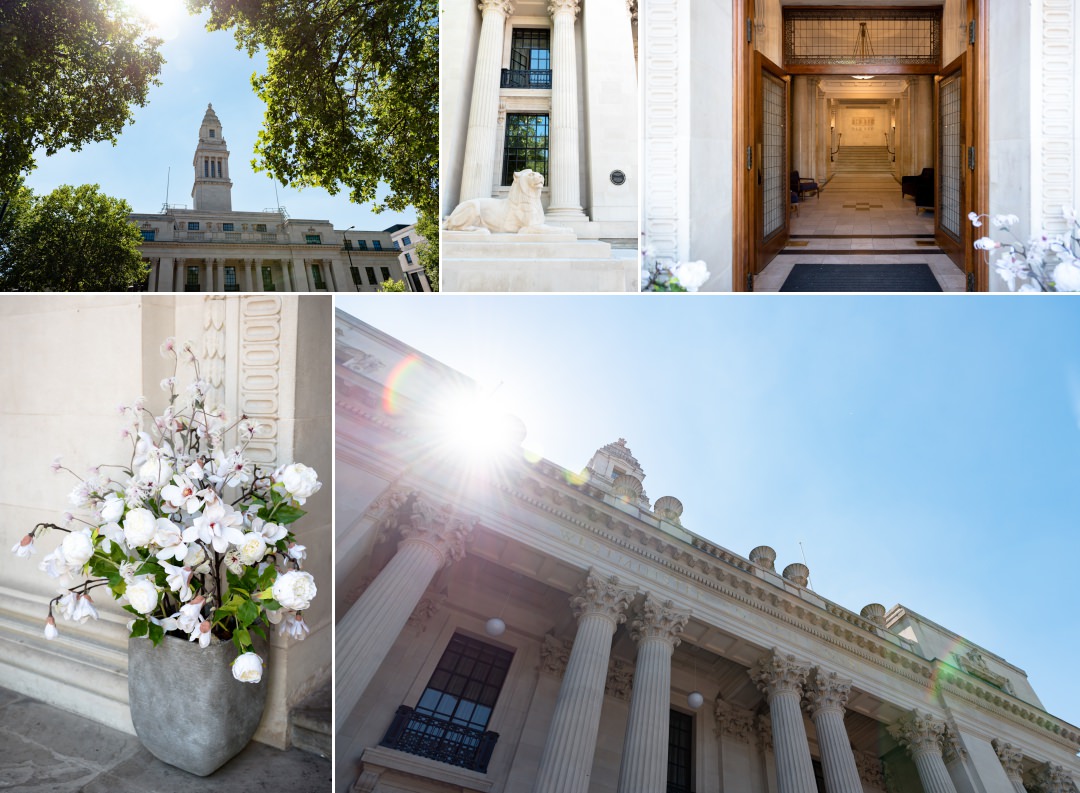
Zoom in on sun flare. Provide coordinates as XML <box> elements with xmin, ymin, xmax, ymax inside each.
<box><xmin>124</xmin><ymin>0</ymin><xmax>189</xmax><ymax>37</ymax></box>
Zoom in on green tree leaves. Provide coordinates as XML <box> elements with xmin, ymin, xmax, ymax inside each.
<box><xmin>0</xmin><ymin>184</ymin><xmax>150</xmax><ymax>291</ymax></box>
<box><xmin>0</xmin><ymin>1</ymin><xmax>164</xmax><ymax>195</ymax></box>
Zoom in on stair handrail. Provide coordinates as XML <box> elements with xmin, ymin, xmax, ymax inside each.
<box><xmin>884</xmin><ymin>133</ymin><xmax>896</xmax><ymax>162</ymax></box>
<box><xmin>830</xmin><ymin>133</ymin><xmax>842</xmax><ymax>162</ymax></box>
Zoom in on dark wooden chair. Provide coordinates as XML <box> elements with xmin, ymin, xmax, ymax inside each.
<box><xmin>914</xmin><ymin>178</ymin><xmax>935</xmax><ymax>214</ymax></box>
<box><xmin>902</xmin><ymin>168</ymin><xmax>933</xmax><ymax>200</ymax></box>
<box><xmin>790</xmin><ymin>171</ymin><xmax>819</xmax><ymax>200</ymax></box>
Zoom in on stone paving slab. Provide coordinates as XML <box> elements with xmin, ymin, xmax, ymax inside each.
<box><xmin>0</xmin><ymin>687</ymin><xmax>330</xmax><ymax>792</ymax></box>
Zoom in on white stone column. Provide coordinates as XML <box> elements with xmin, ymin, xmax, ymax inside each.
<box><xmin>992</xmin><ymin>740</ymin><xmax>1029</xmax><ymax>793</ymax></box>
<box><xmin>804</xmin><ymin>670</ymin><xmax>862</xmax><ymax>793</ymax></box>
<box><xmin>458</xmin><ymin>0</ymin><xmax>514</xmax><ymax>202</ymax></box>
<box><xmin>335</xmin><ymin>493</ymin><xmax>472</xmax><ymax>731</ymax></box>
<box><xmin>326</xmin><ymin>259</ymin><xmax>339</xmax><ymax>291</ymax></box>
<box><xmin>157</xmin><ymin>258</ymin><xmax>175</xmax><ymax>293</ymax></box>
<box><xmin>616</xmin><ymin>596</ymin><xmax>689</xmax><ymax>793</ymax></box>
<box><xmin>173</xmin><ymin>258</ymin><xmax>185</xmax><ymax>291</ymax></box>
<box><xmin>546</xmin><ymin>0</ymin><xmax>586</xmax><ymax>219</ymax></box>
<box><xmin>303</xmin><ymin>260</ymin><xmax>315</xmax><ymax>291</ymax></box>
<box><xmin>890</xmin><ymin>712</ymin><xmax>960</xmax><ymax>793</ymax></box>
<box><xmin>280</xmin><ymin>260</ymin><xmax>291</xmax><ymax>292</ymax></box>
<box><xmin>751</xmin><ymin>650</ymin><xmax>817</xmax><ymax>793</ymax></box>
<box><xmin>532</xmin><ymin>570</ymin><xmax>634</xmax><ymax>793</ymax></box>
<box><xmin>911</xmin><ymin>76</ymin><xmax>934</xmax><ymax>171</ymax></box>
<box><xmin>241</xmin><ymin>260</ymin><xmax>252</xmax><ymax>292</ymax></box>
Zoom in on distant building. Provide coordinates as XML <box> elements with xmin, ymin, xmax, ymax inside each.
<box><xmin>130</xmin><ymin>104</ymin><xmax>414</xmax><ymax>293</ymax></box>
<box><xmin>383</xmin><ymin>223</ymin><xmax>432</xmax><ymax>292</ymax></box>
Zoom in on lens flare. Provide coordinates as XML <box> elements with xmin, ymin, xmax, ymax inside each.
<box><xmin>383</xmin><ymin>354</ymin><xmax>422</xmax><ymax>415</ymax></box>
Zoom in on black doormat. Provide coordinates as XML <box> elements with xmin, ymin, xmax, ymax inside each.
<box><xmin>779</xmin><ymin>263</ymin><xmax>942</xmax><ymax>292</ymax></box>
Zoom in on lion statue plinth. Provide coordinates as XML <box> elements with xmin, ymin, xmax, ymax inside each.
<box><xmin>444</xmin><ymin>169</ymin><xmax>569</xmax><ymax>234</ymax></box>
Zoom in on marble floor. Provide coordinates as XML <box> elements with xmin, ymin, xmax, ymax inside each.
<box><xmin>755</xmin><ymin>170</ymin><xmax>966</xmax><ymax>292</ymax></box>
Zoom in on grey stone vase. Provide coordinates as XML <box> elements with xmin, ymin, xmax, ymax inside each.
<box><xmin>128</xmin><ymin>634</ymin><xmax>268</xmax><ymax>776</ymax></box>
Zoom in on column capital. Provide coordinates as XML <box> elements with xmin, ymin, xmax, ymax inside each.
<box><xmin>714</xmin><ymin>698</ymin><xmax>756</xmax><ymax>743</ymax></box>
<box><xmin>479</xmin><ymin>0</ymin><xmax>513</xmax><ymax>15</ymax></box>
<box><xmin>804</xmin><ymin>669</ymin><xmax>852</xmax><ymax>717</ymax></box>
<box><xmin>548</xmin><ymin>0</ymin><xmax>580</xmax><ymax>20</ymax></box>
<box><xmin>991</xmin><ymin>740</ymin><xmax>1025</xmax><ymax>782</ymax></box>
<box><xmin>1033</xmin><ymin>762</ymin><xmax>1075</xmax><ymax>793</ymax></box>
<box><xmin>855</xmin><ymin>751</ymin><xmax>886</xmax><ymax>789</ymax></box>
<box><xmin>629</xmin><ymin>595</ymin><xmax>689</xmax><ymax>648</ymax></box>
<box><xmin>889</xmin><ymin>711</ymin><xmax>947</xmax><ymax>758</ymax></box>
<box><xmin>570</xmin><ymin>568</ymin><xmax>634</xmax><ymax>625</ymax></box>
<box><xmin>391</xmin><ymin>491</ymin><xmax>473</xmax><ymax>566</ymax></box>
<box><xmin>751</xmin><ymin>648</ymin><xmax>811</xmax><ymax>699</ymax></box>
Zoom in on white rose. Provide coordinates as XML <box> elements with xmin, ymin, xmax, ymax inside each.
<box><xmin>232</xmin><ymin>652</ymin><xmax>263</xmax><ymax>683</ymax></box>
<box><xmin>1053</xmin><ymin>261</ymin><xmax>1080</xmax><ymax>291</ymax></box>
<box><xmin>238</xmin><ymin>533</ymin><xmax>267</xmax><ymax>565</ymax></box>
<box><xmin>100</xmin><ymin>493</ymin><xmax>125</xmax><ymax>523</ymax></box>
<box><xmin>271</xmin><ymin>570</ymin><xmax>317</xmax><ymax>611</ymax></box>
<box><xmin>61</xmin><ymin>529</ymin><xmax>95</xmax><ymax>567</ymax></box>
<box><xmin>126</xmin><ymin>577</ymin><xmax>160</xmax><ymax>615</ymax></box>
<box><xmin>123</xmin><ymin>508</ymin><xmax>158</xmax><ymax>547</ymax></box>
<box><xmin>277</xmin><ymin>463</ymin><xmax>321</xmax><ymax>504</ymax></box>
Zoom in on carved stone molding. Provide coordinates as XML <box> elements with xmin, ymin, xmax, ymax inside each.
<box><xmin>539</xmin><ymin>633</ymin><xmax>574</xmax><ymax>677</ymax></box>
<box><xmin>548</xmin><ymin>0</ymin><xmax>580</xmax><ymax>19</ymax></box>
<box><xmin>751</xmin><ymin>649</ymin><xmax>811</xmax><ymax>699</ymax></box>
<box><xmin>942</xmin><ymin>726</ymin><xmax>967</xmax><ymax>764</ymax></box>
<box><xmin>957</xmin><ymin>648</ymin><xmax>1014</xmax><ymax>694</ymax></box>
<box><xmin>478</xmin><ymin>0</ymin><xmax>513</xmax><ymax>16</ymax></box>
<box><xmin>991</xmin><ymin>739</ymin><xmax>1025</xmax><ymax>781</ymax></box>
<box><xmin>405</xmin><ymin>594</ymin><xmax>446</xmax><ymax>633</ymax></box>
<box><xmin>629</xmin><ymin>595</ymin><xmax>689</xmax><ymax>647</ymax></box>
<box><xmin>643</xmin><ymin>0</ymin><xmax>679</xmax><ymax>264</ymax></box>
<box><xmin>756</xmin><ymin>712</ymin><xmax>774</xmax><ymax>753</ymax></box>
<box><xmin>803</xmin><ymin>669</ymin><xmax>852</xmax><ymax>717</ymax></box>
<box><xmin>856</xmin><ymin>751</ymin><xmax>886</xmax><ymax>790</ymax></box>
<box><xmin>239</xmin><ymin>296</ymin><xmax>283</xmax><ymax>464</ymax></box>
<box><xmin>1032</xmin><ymin>762</ymin><xmax>1076</xmax><ymax>793</ymax></box>
<box><xmin>393</xmin><ymin>492</ymin><xmax>473</xmax><ymax>566</ymax></box>
<box><xmin>605</xmin><ymin>658</ymin><xmax>635</xmax><ymax>701</ymax></box>
<box><xmin>889</xmin><ymin>711</ymin><xmax>947</xmax><ymax>757</ymax></box>
<box><xmin>203</xmin><ymin>296</ymin><xmax>227</xmax><ymax>409</ymax></box>
<box><xmin>351</xmin><ymin>768</ymin><xmax>380</xmax><ymax>793</ymax></box>
<box><xmin>714</xmin><ymin>698</ymin><xmax>756</xmax><ymax>743</ymax></box>
<box><xmin>342</xmin><ymin>351</ymin><xmax>386</xmax><ymax>377</ymax></box>
<box><xmin>1041</xmin><ymin>0</ymin><xmax>1075</xmax><ymax>234</ymax></box>
<box><xmin>570</xmin><ymin>569</ymin><xmax>634</xmax><ymax>626</ymax></box>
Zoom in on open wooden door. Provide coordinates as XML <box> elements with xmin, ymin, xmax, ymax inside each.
<box><xmin>934</xmin><ymin>53</ymin><xmax>970</xmax><ymax>278</ymax></box>
<box><xmin>753</xmin><ymin>52</ymin><xmax>790</xmax><ymax>273</ymax></box>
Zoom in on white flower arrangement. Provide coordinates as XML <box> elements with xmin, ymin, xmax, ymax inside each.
<box><xmin>641</xmin><ymin>241</ymin><xmax>710</xmax><ymax>292</ymax></box>
<box><xmin>11</xmin><ymin>338</ymin><xmax>322</xmax><ymax>684</ymax></box>
<box><xmin>969</xmin><ymin>208</ymin><xmax>1080</xmax><ymax>292</ymax></box>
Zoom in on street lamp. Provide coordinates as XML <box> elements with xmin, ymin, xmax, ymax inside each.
<box><xmin>343</xmin><ymin>225</ymin><xmax>358</xmax><ymax>291</ymax></box>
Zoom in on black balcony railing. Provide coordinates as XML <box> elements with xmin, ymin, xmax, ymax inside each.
<box><xmin>501</xmin><ymin>68</ymin><xmax>552</xmax><ymax>89</ymax></box>
<box><xmin>380</xmin><ymin>706</ymin><xmax>499</xmax><ymax>773</ymax></box>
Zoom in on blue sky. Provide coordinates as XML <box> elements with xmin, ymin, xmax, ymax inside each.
<box><xmin>339</xmin><ymin>295</ymin><xmax>1080</xmax><ymax>728</ymax></box>
<box><xmin>22</xmin><ymin>1</ymin><xmax>415</xmax><ymax>231</ymax></box>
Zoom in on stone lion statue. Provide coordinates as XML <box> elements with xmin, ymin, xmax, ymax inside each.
<box><xmin>444</xmin><ymin>169</ymin><xmax>567</xmax><ymax>234</ymax></box>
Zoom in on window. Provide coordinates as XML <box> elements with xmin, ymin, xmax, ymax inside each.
<box><xmin>504</xmin><ymin>29</ymin><xmax>551</xmax><ymax>88</ymax></box>
<box><xmin>357</xmin><ymin>240</ymin><xmax>368</xmax><ymax>251</ymax></box>
<box><xmin>402</xmin><ymin>235</ymin><xmax>412</xmax><ymax>246</ymax></box>
<box><xmin>305</xmin><ymin>234</ymin><xmax>322</xmax><ymax>245</ymax></box>
<box><xmin>380</xmin><ymin>633</ymin><xmax>512</xmax><ymax>772</ymax></box>
<box><xmin>312</xmin><ymin>264</ymin><xmax>326</xmax><ymax>289</ymax></box>
<box><xmin>350</xmin><ymin>266</ymin><xmax>362</xmax><ymax>285</ymax></box>
<box><xmin>668</xmin><ymin>710</ymin><xmax>693</xmax><ymax>793</ymax></box>
<box><xmin>222</xmin><ymin>223</ymin><xmax>234</xmax><ymax>232</ymax></box>
<box><xmin>381</xmin><ymin>267</ymin><xmax>391</xmax><ymax>281</ymax></box>
<box><xmin>404</xmin><ymin>252</ymin><xmax>413</xmax><ymax>264</ymax></box>
<box><xmin>204</xmin><ymin>160</ymin><xmax>209</xmax><ymax>177</ymax></box>
<box><xmin>141</xmin><ymin>230</ymin><xmax>156</xmax><ymax>242</ymax></box>
<box><xmin>224</xmin><ymin>266</ymin><xmax>238</xmax><ymax>291</ymax></box>
<box><xmin>372</xmin><ymin>240</ymin><xmax>382</xmax><ymax>251</ymax></box>
<box><xmin>408</xmin><ymin>271</ymin><xmax>424</xmax><ymax>292</ymax></box>
<box><xmin>185</xmin><ymin>266</ymin><xmax>199</xmax><ymax>292</ymax></box>
<box><xmin>344</xmin><ymin>239</ymin><xmax>353</xmax><ymax>250</ymax></box>
<box><xmin>262</xmin><ymin>266</ymin><xmax>275</xmax><ymax>291</ymax></box>
<box><xmin>502</xmin><ymin>114</ymin><xmax>548</xmax><ymax>185</ymax></box>
<box><xmin>255</xmin><ymin>223</ymin><xmax>267</xmax><ymax>232</ymax></box>
<box><xmin>188</xmin><ymin>222</ymin><xmax>200</xmax><ymax>231</ymax></box>
<box><xmin>209</xmin><ymin>129</ymin><xmax>215</xmax><ymax>138</ymax></box>
<box><xmin>393</xmin><ymin>241</ymin><xmax>400</xmax><ymax>250</ymax></box>
<box><xmin>365</xmin><ymin>266</ymin><xmax>377</xmax><ymax>284</ymax></box>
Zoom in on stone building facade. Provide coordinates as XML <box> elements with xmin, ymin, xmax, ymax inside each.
<box><xmin>130</xmin><ymin>104</ymin><xmax>418</xmax><ymax>293</ymax></box>
<box><xmin>336</xmin><ymin>311</ymin><xmax>1080</xmax><ymax>793</ymax></box>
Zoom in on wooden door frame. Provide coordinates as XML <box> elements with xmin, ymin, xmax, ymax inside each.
<box><xmin>934</xmin><ymin>52</ymin><xmax>967</xmax><ymax>265</ymax></box>
<box><xmin>731</xmin><ymin>0</ymin><xmax>990</xmax><ymax>291</ymax></box>
<box><xmin>754</xmin><ymin>51</ymin><xmax>791</xmax><ymax>269</ymax></box>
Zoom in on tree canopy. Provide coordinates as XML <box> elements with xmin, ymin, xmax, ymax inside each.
<box><xmin>0</xmin><ymin>184</ymin><xmax>149</xmax><ymax>291</ymax></box>
<box><xmin>190</xmin><ymin>0</ymin><xmax>438</xmax><ymax>219</ymax></box>
<box><xmin>414</xmin><ymin>212</ymin><xmax>439</xmax><ymax>292</ymax></box>
<box><xmin>0</xmin><ymin>1</ymin><xmax>164</xmax><ymax>196</ymax></box>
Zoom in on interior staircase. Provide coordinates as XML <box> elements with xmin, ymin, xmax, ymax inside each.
<box><xmin>833</xmin><ymin>146</ymin><xmax>893</xmax><ymax>173</ymax></box>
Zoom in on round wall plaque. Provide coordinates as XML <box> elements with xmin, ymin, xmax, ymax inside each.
<box><xmin>609</xmin><ymin>170</ymin><xmax>626</xmax><ymax>186</ymax></box>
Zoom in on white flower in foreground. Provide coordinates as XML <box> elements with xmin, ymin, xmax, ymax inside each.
<box><xmin>99</xmin><ymin>493</ymin><xmax>125</xmax><ymax>524</ymax></box>
<box><xmin>153</xmin><ymin>520</ymin><xmax>188</xmax><ymax>562</ymax></box>
<box><xmin>209</xmin><ymin>448</ymin><xmax>252</xmax><ymax>489</ymax></box>
<box><xmin>968</xmin><ymin>211</ymin><xmax>983</xmax><ymax>227</ymax></box>
<box><xmin>164</xmin><ymin>597</ymin><xmax>205</xmax><ymax>634</ymax></box>
<box><xmin>161</xmin><ymin>474</ymin><xmax>205</xmax><ymax>515</ymax></box>
<box><xmin>126</xmin><ymin>577</ymin><xmax>160</xmax><ymax>615</ymax></box>
<box><xmin>275</xmin><ymin>463</ymin><xmax>321</xmax><ymax>504</ymax></box>
<box><xmin>160</xmin><ymin>562</ymin><xmax>195</xmax><ymax>601</ymax></box>
<box><xmin>287</xmin><ymin>542</ymin><xmax>307</xmax><ymax>564</ymax></box>
<box><xmin>1053</xmin><ymin>261</ymin><xmax>1080</xmax><ymax>291</ymax></box>
<box><xmin>44</xmin><ymin>616</ymin><xmax>59</xmax><ymax>640</ymax></box>
<box><xmin>133</xmin><ymin>433</ymin><xmax>174</xmax><ymax>488</ymax></box>
<box><xmin>232</xmin><ymin>652</ymin><xmax>263</xmax><ymax>683</ymax></box>
<box><xmin>189</xmin><ymin>619</ymin><xmax>212</xmax><ymax>648</ymax></box>
<box><xmin>992</xmin><ymin>214</ymin><xmax>1019</xmax><ymax>229</ymax></box>
<box><xmin>278</xmin><ymin>612</ymin><xmax>309</xmax><ymax>641</ymax></box>
<box><xmin>183</xmin><ymin>502</ymin><xmax>246</xmax><ymax>554</ymax></box>
<box><xmin>272</xmin><ymin>570</ymin><xmax>318</xmax><ymax>611</ymax></box>
<box><xmin>119</xmin><ymin>561</ymin><xmax>138</xmax><ymax>582</ymax></box>
<box><xmin>224</xmin><ymin>549</ymin><xmax>244</xmax><ymax>575</ymax></box>
<box><xmin>61</xmin><ymin>529</ymin><xmax>95</xmax><ymax>568</ymax></box>
<box><xmin>973</xmin><ymin>237</ymin><xmax>999</xmax><ymax>251</ymax></box>
<box><xmin>11</xmin><ymin>534</ymin><xmax>35</xmax><ymax>558</ymax></box>
<box><xmin>123</xmin><ymin>508</ymin><xmax>158</xmax><ymax>548</ymax></box>
<box><xmin>238</xmin><ymin>533</ymin><xmax>268</xmax><ymax>565</ymax></box>
<box><xmin>250</xmin><ymin>517</ymin><xmax>287</xmax><ymax>544</ymax></box>
<box><xmin>39</xmin><ymin>547</ymin><xmax>74</xmax><ymax>583</ymax></box>
<box><xmin>71</xmin><ymin>594</ymin><xmax>99</xmax><ymax>623</ymax></box>
<box><xmin>69</xmin><ymin>481</ymin><xmax>92</xmax><ymax>508</ymax></box>
<box><xmin>672</xmin><ymin>260</ymin><xmax>710</xmax><ymax>292</ymax></box>
<box><xmin>183</xmin><ymin>544</ymin><xmax>210</xmax><ymax>575</ymax></box>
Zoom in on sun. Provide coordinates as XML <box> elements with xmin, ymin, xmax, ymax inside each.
<box><xmin>124</xmin><ymin>0</ymin><xmax>189</xmax><ymax>38</ymax></box>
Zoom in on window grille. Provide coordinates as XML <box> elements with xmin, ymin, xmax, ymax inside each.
<box><xmin>312</xmin><ymin>264</ymin><xmax>326</xmax><ymax>289</ymax></box>
<box><xmin>783</xmin><ymin>9</ymin><xmax>941</xmax><ymax>67</ymax></box>
<box><xmin>365</xmin><ymin>266</ymin><xmax>377</xmax><ymax>283</ymax></box>
<box><xmin>762</xmin><ymin>73</ymin><xmax>786</xmax><ymax>239</ymax></box>
<box><xmin>502</xmin><ymin>29</ymin><xmax>552</xmax><ymax>88</ymax></box>
<box><xmin>262</xmin><ymin>266</ymin><xmax>275</xmax><ymax>291</ymax></box>
<box><xmin>380</xmin><ymin>267</ymin><xmax>391</xmax><ymax>281</ymax></box>
<box><xmin>939</xmin><ymin>73</ymin><xmax>962</xmax><ymax>240</ymax></box>
<box><xmin>502</xmin><ymin>114</ymin><xmax>549</xmax><ymax>185</ymax></box>
<box><xmin>667</xmin><ymin>710</ymin><xmax>693</xmax><ymax>793</ymax></box>
<box><xmin>351</xmin><ymin>266</ymin><xmax>362</xmax><ymax>284</ymax></box>
<box><xmin>373</xmin><ymin>240</ymin><xmax>383</xmax><ymax>251</ymax></box>
<box><xmin>224</xmin><ymin>267</ymin><xmax>238</xmax><ymax>292</ymax></box>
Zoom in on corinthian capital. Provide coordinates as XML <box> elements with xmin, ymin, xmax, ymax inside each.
<box><xmin>714</xmin><ymin>699</ymin><xmax>756</xmax><ymax>743</ymax></box>
<box><xmin>548</xmin><ymin>0</ymin><xmax>581</xmax><ymax>20</ymax></box>
<box><xmin>1034</xmin><ymin>762</ymin><xmax>1075</xmax><ymax>793</ymax></box>
<box><xmin>804</xmin><ymin>669</ymin><xmax>852</xmax><ymax>717</ymax></box>
<box><xmin>570</xmin><ymin>568</ymin><xmax>634</xmax><ymax>625</ymax></box>
<box><xmin>889</xmin><ymin>711</ymin><xmax>947</xmax><ymax>758</ymax></box>
<box><xmin>629</xmin><ymin>595</ymin><xmax>690</xmax><ymax>647</ymax></box>
<box><xmin>395</xmin><ymin>492</ymin><xmax>472</xmax><ymax>565</ymax></box>
<box><xmin>751</xmin><ymin>648</ymin><xmax>811</xmax><ymax>699</ymax></box>
<box><xmin>479</xmin><ymin>0</ymin><xmax>514</xmax><ymax>15</ymax></box>
<box><xmin>991</xmin><ymin>740</ymin><xmax>1024</xmax><ymax>782</ymax></box>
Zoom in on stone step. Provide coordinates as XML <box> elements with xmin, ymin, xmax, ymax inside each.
<box><xmin>443</xmin><ymin>258</ymin><xmax>637</xmax><ymax>292</ymax></box>
<box><xmin>443</xmin><ymin>234</ymin><xmax>614</xmax><ymax>261</ymax></box>
<box><xmin>289</xmin><ymin>682</ymin><xmax>331</xmax><ymax>760</ymax></box>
